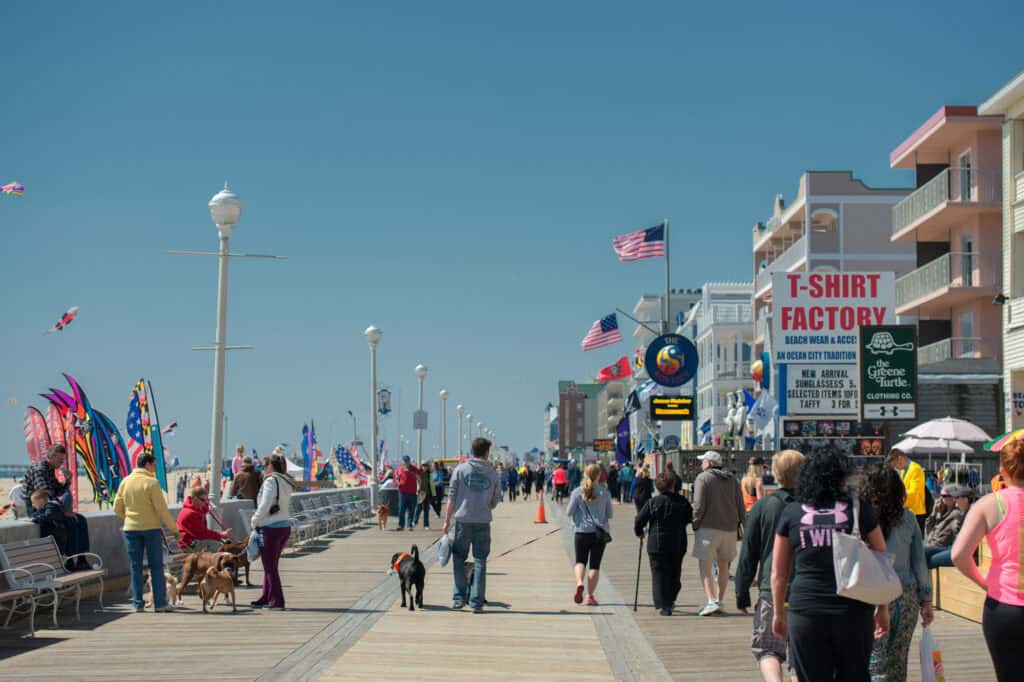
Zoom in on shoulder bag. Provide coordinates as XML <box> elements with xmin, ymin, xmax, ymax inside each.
<box><xmin>581</xmin><ymin>495</ymin><xmax>612</xmax><ymax>545</ymax></box>
<box><xmin>832</xmin><ymin>495</ymin><xmax>902</xmax><ymax>605</ymax></box>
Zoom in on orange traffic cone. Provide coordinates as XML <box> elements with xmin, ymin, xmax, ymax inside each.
<box><xmin>534</xmin><ymin>495</ymin><xmax>548</xmax><ymax>524</ymax></box>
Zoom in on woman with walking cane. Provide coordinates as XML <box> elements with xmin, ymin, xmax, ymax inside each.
<box><xmin>634</xmin><ymin>472</ymin><xmax>693</xmax><ymax>616</ymax></box>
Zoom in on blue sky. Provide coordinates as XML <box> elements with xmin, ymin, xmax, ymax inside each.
<box><xmin>2</xmin><ymin>1</ymin><xmax>1021</xmax><ymax>465</ymax></box>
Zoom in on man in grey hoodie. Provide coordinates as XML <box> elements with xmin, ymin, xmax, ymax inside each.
<box><xmin>692</xmin><ymin>450</ymin><xmax>745</xmax><ymax>616</ymax></box>
<box><xmin>442</xmin><ymin>437</ymin><xmax>501</xmax><ymax>613</ymax></box>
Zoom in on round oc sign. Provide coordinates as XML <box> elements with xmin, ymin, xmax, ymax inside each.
<box><xmin>644</xmin><ymin>334</ymin><xmax>699</xmax><ymax>388</ymax></box>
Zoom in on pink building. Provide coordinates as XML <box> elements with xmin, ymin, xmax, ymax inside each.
<box><xmin>890</xmin><ymin>106</ymin><xmax>1003</xmax><ymax>372</ymax></box>
<box><xmin>888</xmin><ymin>105</ymin><xmax>1004</xmax><ymax>437</ymax></box>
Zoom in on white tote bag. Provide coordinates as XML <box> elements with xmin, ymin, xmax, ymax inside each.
<box><xmin>832</xmin><ymin>496</ymin><xmax>902</xmax><ymax>605</ymax></box>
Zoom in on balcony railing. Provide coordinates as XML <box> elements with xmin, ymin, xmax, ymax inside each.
<box><xmin>892</xmin><ymin>167</ymin><xmax>1001</xmax><ymax>236</ymax></box>
<box><xmin>895</xmin><ymin>252</ymin><xmax>1000</xmax><ymax>309</ymax></box>
<box><xmin>919</xmin><ymin>337</ymin><xmax>996</xmax><ymax>365</ymax></box>
<box><xmin>1015</xmin><ymin>170</ymin><xmax>1024</xmax><ymax>213</ymax></box>
<box><xmin>755</xmin><ymin>235</ymin><xmax>807</xmax><ymax>292</ymax></box>
<box><xmin>713</xmin><ymin>361</ymin><xmax>752</xmax><ymax>380</ymax></box>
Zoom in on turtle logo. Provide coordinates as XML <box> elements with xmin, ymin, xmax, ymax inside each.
<box><xmin>865</xmin><ymin>332</ymin><xmax>913</xmax><ymax>356</ymax></box>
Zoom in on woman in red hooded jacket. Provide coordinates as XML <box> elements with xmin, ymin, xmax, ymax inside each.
<box><xmin>177</xmin><ymin>487</ymin><xmax>231</xmax><ymax>551</ymax></box>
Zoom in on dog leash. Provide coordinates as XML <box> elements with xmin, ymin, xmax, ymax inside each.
<box><xmin>491</xmin><ymin>527</ymin><xmax>561</xmax><ymax>561</ymax></box>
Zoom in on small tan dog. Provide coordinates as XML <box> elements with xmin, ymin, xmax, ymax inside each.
<box><xmin>144</xmin><ymin>572</ymin><xmax>183</xmax><ymax>608</ymax></box>
<box><xmin>198</xmin><ymin>554</ymin><xmax>237</xmax><ymax>613</ymax></box>
<box><xmin>376</xmin><ymin>504</ymin><xmax>389</xmax><ymax>531</ymax></box>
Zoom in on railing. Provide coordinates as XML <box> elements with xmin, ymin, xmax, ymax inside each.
<box><xmin>892</xmin><ymin>167</ymin><xmax>1001</xmax><ymax>235</ymax></box>
<box><xmin>919</xmin><ymin>337</ymin><xmax>996</xmax><ymax>365</ymax></box>
<box><xmin>714</xmin><ymin>361</ymin><xmax>752</xmax><ymax>379</ymax></box>
<box><xmin>755</xmin><ymin>235</ymin><xmax>807</xmax><ymax>292</ymax></box>
<box><xmin>1015</xmin><ymin>170</ymin><xmax>1024</xmax><ymax>206</ymax></box>
<box><xmin>895</xmin><ymin>252</ymin><xmax>1000</xmax><ymax>309</ymax></box>
<box><xmin>698</xmin><ymin>304</ymin><xmax>754</xmax><ymax>334</ymax></box>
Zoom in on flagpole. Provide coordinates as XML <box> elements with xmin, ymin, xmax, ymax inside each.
<box><xmin>663</xmin><ymin>218</ymin><xmax>670</xmax><ymax>335</ymax></box>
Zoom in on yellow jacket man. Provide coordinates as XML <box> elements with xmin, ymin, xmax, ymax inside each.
<box><xmin>888</xmin><ymin>448</ymin><xmax>926</xmax><ymax>524</ymax></box>
<box><xmin>114</xmin><ymin>453</ymin><xmax>179</xmax><ymax>612</ymax></box>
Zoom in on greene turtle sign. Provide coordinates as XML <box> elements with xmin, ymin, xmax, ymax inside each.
<box><xmin>858</xmin><ymin>325</ymin><xmax>917</xmax><ymax>420</ymax></box>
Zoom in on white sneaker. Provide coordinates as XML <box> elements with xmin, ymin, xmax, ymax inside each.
<box><xmin>697</xmin><ymin>601</ymin><xmax>721</xmax><ymax>616</ymax></box>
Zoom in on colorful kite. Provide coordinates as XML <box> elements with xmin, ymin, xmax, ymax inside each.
<box><xmin>1</xmin><ymin>182</ymin><xmax>24</xmax><ymax>196</ymax></box>
<box><xmin>46</xmin><ymin>306</ymin><xmax>79</xmax><ymax>334</ymax></box>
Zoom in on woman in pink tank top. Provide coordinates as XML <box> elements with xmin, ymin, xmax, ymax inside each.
<box><xmin>953</xmin><ymin>440</ymin><xmax>1024</xmax><ymax>682</ymax></box>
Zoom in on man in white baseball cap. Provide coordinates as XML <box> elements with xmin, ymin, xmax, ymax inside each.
<box><xmin>692</xmin><ymin>450</ymin><xmax>745</xmax><ymax>616</ymax></box>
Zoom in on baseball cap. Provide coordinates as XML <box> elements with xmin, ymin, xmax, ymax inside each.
<box><xmin>402</xmin><ymin>455</ymin><xmax>411</xmax><ymax>462</ymax></box>
<box><xmin>698</xmin><ymin>451</ymin><xmax>722</xmax><ymax>464</ymax></box>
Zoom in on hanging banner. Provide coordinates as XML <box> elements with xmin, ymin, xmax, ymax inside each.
<box><xmin>771</xmin><ymin>272</ymin><xmax>895</xmax><ymax>363</ymax></box>
<box><xmin>858</xmin><ymin>325</ymin><xmax>918</xmax><ymax>420</ymax></box>
<box><xmin>784</xmin><ymin>364</ymin><xmax>859</xmax><ymax>416</ymax></box>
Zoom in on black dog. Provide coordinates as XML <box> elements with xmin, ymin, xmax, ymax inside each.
<box><xmin>388</xmin><ymin>544</ymin><xmax>425</xmax><ymax>611</ymax></box>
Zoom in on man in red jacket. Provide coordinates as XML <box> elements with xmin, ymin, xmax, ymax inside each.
<box><xmin>394</xmin><ymin>455</ymin><xmax>421</xmax><ymax>532</ymax></box>
<box><xmin>176</xmin><ymin>487</ymin><xmax>232</xmax><ymax>551</ymax></box>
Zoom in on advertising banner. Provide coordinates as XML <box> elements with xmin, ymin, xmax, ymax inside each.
<box><xmin>784</xmin><ymin>364</ymin><xmax>859</xmax><ymax>416</ymax></box>
<box><xmin>650</xmin><ymin>395</ymin><xmax>694</xmax><ymax>421</ymax></box>
<box><xmin>771</xmin><ymin>272</ymin><xmax>895</xmax><ymax>363</ymax></box>
<box><xmin>858</xmin><ymin>325</ymin><xmax>917</xmax><ymax>420</ymax></box>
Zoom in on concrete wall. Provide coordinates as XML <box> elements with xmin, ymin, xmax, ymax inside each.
<box><xmin>0</xmin><ymin>487</ymin><xmax>369</xmax><ymax>582</ymax></box>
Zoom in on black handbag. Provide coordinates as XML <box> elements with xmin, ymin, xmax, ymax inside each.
<box><xmin>582</xmin><ymin>497</ymin><xmax>612</xmax><ymax>545</ymax></box>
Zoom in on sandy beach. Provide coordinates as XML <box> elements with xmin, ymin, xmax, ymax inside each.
<box><xmin>2</xmin><ymin>469</ymin><xmax>202</xmax><ymax>516</ymax></box>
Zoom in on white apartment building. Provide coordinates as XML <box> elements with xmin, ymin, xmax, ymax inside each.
<box><xmin>980</xmin><ymin>70</ymin><xmax>1024</xmax><ymax>431</ymax></box>
<box><xmin>693</xmin><ymin>282</ymin><xmax>755</xmax><ymax>442</ymax></box>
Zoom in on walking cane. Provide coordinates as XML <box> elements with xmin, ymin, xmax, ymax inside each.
<box><xmin>633</xmin><ymin>536</ymin><xmax>643</xmax><ymax>612</ymax></box>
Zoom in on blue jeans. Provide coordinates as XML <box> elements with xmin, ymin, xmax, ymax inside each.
<box><xmin>397</xmin><ymin>492</ymin><xmax>417</xmax><ymax>529</ymax></box>
<box><xmin>452</xmin><ymin>521</ymin><xmax>491</xmax><ymax>608</ymax></box>
<box><xmin>124</xmin><ymin>529</ymin><xmax>165</xmax><ymax>609</ymax></box>
<box><xmin>925</xmin><ymin>545</ymin><xmax>953</xmax><ymax>569</ymax></box>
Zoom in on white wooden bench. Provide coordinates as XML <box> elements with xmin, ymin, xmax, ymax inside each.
<box><xmin>0</xmin><ymin>536</ymin><xmax>105</xmax><ymax>624</ymax></box>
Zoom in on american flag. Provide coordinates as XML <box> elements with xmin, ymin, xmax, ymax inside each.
<box><xmin>612</xmin><ymin>223</ymin><xmax>666</xmax><ymax>262</ymax></box>
<box><xmin>337</xmin><ymin>446</ymin><xmax>358</xmax><ymax>473</ymax></box>
<box><xmin>581</xmin><ymin>313</ymin><xmax>623</xmax><ymax>352</ymax></box>
<box><xmin>126</xmin><ymin>390</ymin><xmax>144</xmax><ymax>466</ymax></box>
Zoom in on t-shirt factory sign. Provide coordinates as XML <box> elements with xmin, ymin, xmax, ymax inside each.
<box><xmin>771</xmin><ymin>272</ymin><xmax>896</xmax><ymax>363</ymax></box>
<box><xmin>784</xmin><ymin>364</ymin><xmax>859</xmax><ymax>416</ymax></box>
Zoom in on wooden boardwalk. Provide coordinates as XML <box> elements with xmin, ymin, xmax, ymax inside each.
<box><xmin>0</xmin><ymin>492</ymin><xmax>996</xmax><ymax>681</ymax></box>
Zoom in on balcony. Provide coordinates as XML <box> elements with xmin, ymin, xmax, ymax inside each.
<box><xmin>894</xmin><ymin>252</ymin><xmax>1000</xmax><ymax>315</ymax></box>
<box><xmin>918</xmin><ymin>337</ymin><xmax>999</xmax><ymax>373</ymax></box>
<box><xmin>755</xmin><ymin>235</ymin><xmax>807</xmax><ymax>295</ymax></box>
<box><xmin>892</xmin><ymin>167</ymin><xmax>1001</xmax><ymax>241</ymax></box>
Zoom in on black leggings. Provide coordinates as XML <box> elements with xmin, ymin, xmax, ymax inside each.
<box><xmin>787</xmin><ymin>607</ymin><xmax>873</xmax><ymax>682</ymax></box>
<box><xmin>983</xmin><ymin>597</ymin><xmax>1024</xmax><ymax>681</ymax></box>
<box><xmin>574</xmin><ymin>532</ymin><xmax>606</xmax><ymax>570</ymax></box>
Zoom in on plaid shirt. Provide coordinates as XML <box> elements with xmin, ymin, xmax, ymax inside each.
<box><xmin>23</xmin><ymin>461</ymin><xmax>68</xmax><ymax>500</ymax></box>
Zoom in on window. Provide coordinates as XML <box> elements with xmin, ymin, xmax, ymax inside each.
<box><xmin>960</xmin><ymin>312</ymin><xmax>976</xmax><ymax>357</ymax></box>
<box><xmin>960</xmin><ymin>234</ymin><xmax>974</xmax><ymax>287</ymax></box>
<box><xmin>576</xmin><ymin>417</ymin><xmax>583</xmax><ymax>428</ymax></box>
<box><xmin>575</xmin><ymin>402</ymin><xmax>583</xmax><ymax>413</ymax></box>
<box><xmin>958</xmin><ymin>150</ymin><xmax>972</xmax><ymax>201</ymax></box>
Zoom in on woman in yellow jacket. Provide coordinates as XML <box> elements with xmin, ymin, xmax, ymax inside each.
<box><xmin>114</xmin><ymin>453</ymin><xmax>180</xmax><ymax>612</ymax></box>
<box><xmin>888</xmin><ymin>448</ymin><xmax>927</xmax><ymax>532</ymax></box>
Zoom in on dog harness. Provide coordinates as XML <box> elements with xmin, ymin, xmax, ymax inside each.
<box><xmin>393</xmin><ymin>552</ymin><xmax>411</xmax><ymax>571</ymax></box>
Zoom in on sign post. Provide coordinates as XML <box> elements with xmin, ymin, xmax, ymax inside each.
<box><xmin>858</xmin><ymin>325</ymin><xmax>917</xmax><ymax>421</ymax></box>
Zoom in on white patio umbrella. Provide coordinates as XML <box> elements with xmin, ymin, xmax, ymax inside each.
<box><xmin>891</xmin><ymin>436</ymin><xmax>974</xmax><ymax>455</ymax></box>
<box><xmin>904</xmin><ymin>417</ymin><xmax>992</xmax><ymax>465</ymax></box>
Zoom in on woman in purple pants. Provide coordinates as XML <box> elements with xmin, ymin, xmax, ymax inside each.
<box><xmin>250</xmin><ymin>454</ymin><xmax>295</xmax><ymax>609</ymax></box>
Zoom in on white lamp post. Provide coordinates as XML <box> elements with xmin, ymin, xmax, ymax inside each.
<box><xmin>456</xmin><ymin>404</ymin><xmax>464</xmax><ymax>458</ymax></box>
<box><xmin>439</xmin><ymin>390</ymin><xmax>449</xmax><ymax>461</ymax></box>
<box><xmin>365</xmin><ymin>325</ymin><xmax>382</xmax><ymax>507</ymax></box>
<box><xmin>466</xmin><ymin>413</ymin><xmax>472</xmax><ymax>450</ymax></box>
<box><xmin>415</xmin><ymin>364</ymin><xmax>427</xmax><ymax>466</ymax></box>
<box><xmin>477</xmin><ymin>421</ymin><xmax>484</xmax><ymax>439</ymax></box>
<box><xmin>206</xmin><ymin>184</ymin><xmax>241</xmax><ymax>503</ymax></box>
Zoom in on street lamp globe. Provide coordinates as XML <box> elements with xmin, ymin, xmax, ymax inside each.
<box><xmin>415</xmin><ymin>364</ymin><xmax>427</xmax><ymax>379</ymax></box>
<box><xmin>208</xmin><ymin>182</ymin><xmax>242</xmax><ymax>229</ymax></box>
<box><xmin>364</xmin><ymin>325</ymin><xmax>382</xmax><ymax>346</ymax></box>
<box><xmin>456</xmin><ymin>404</ymin><xmax>463</xmax><ymax>414</ymax></box>
<box><xmin>440</xmin><ymin>389</ymin><xmax>448</xmax><ymax>401</ymax></box>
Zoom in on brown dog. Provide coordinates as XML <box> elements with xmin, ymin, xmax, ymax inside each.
<box><xmin>197</xmin><ymin>554</ymin><xmax>237</xmax><ymax>613</ymax></box>
<box><xmin>376</xmin><ymin>504</ymin><xmax>389</xmax><ymax>531</ymax></box>
<box><xmin>180</xmin><ymin>551</ymin><xmax>240</xmax><ymax>599</ymax></box>
<box><xmin>217</xmin><ymin>540</ymin><xmax>252</xmax><ymax>586</ymax></box>
<box><xmin>144</xmin><ymin>572</ymin><xmax>183</xmax><ymax>608</ymax></box>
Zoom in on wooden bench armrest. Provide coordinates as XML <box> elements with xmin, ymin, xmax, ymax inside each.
<box><xmin>65</xmin><ymin>552</ymin><xmax>104</xmax><ymax>570</ymax></box>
